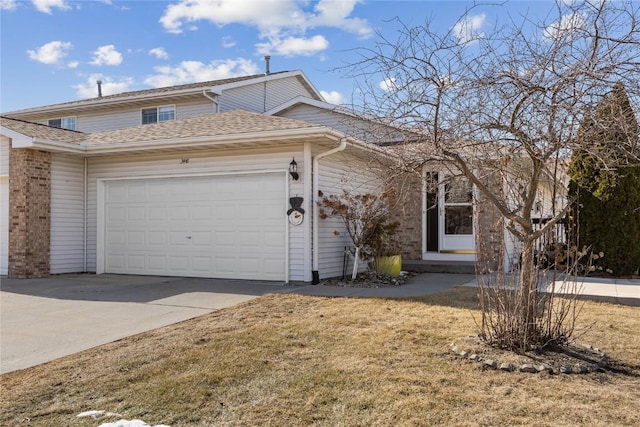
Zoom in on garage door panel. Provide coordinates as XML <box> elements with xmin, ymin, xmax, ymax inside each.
<box><xmin>148</xmin><ymin>256</ymin><xmax>167</xmax><ymax>271</ymax></box>
<box><xmin>148</xmin><ymin>231</ymin><xmax>167</xmax><ymax>245</ymax></box>
<box><xmin>106</xmin><ymin>254</ymin><xmax>125</xmax><ymax>269</ymax></box>
<box><xmin>104</xmin><ymin>173</ymin><xmax>286</xmax><ymax>280</ymax></box>
<box><xmin>127</xmin><ymin>255</ymin><xmax>146</xmax><ymax>270</ymax></box>
<box><xmin>127</xmin><ymin>207</ymin><xmax>146</xmax><ymax>221</ymax></box>
<box><xmin>127</xmin><ymin>231</ymin><xmax>145</xmax><ymax>246</ymax></box>
<box><xmin>106</xmin><ymin>206</ymin><xmax>126</xmax><ymax>222</ymax></box>
<box><xmin>127</xmin><ymin>183</ymin><xmax>146</xmax><ymax>199</ymax></box>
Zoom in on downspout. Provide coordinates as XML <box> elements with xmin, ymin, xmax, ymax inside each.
<box><xmin>311</xmin><ymin>138</ymin><xmax>348</xmax><ymax>284</ymax></box>
<box><xmin>202</xmin><ymin>89</ymin><xmax>219</xmax><ymax>113</ymax></box>
<box><xmin>83</xmin><ymin>157</ymin><xmax>87</xmax><ymax>272</ymax></box>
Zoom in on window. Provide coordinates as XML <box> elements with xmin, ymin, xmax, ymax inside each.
<box><xmin>141</xmin><ymin>105</ymin><xmax>175</xmax><ymax>124</ymax></box>
<box><xmin>48</xmin><ymin>116</ymin><xmax>76</xmax><ymax>130</ymax></box>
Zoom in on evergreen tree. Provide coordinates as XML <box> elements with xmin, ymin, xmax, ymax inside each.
<box><xmin>568</xmin><ymin>83</ymin><xmax>640</xmax><ymax>276</ymax></box>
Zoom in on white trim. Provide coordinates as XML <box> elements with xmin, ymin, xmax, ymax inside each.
<box><xmin>0</xmin><ymin>127</ymin><xmax>35</xmax><ymax>146</ymax></box>
<box><xmin>303</xmin><ymin>142</ymin><xmax>313</xmax><ymax>282</ymax></box>
<box><xmin>265</xmin><ymin>96</ymin><xmax>349</xmax><ymax>116</ymax></box>
<box><xmin>284</xmin><ymin>169</ymin><xmax>290</xmax><ymax>284</ymax></box>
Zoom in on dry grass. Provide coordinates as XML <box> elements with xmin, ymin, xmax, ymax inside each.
<box><xmin>1</xmin><ymin>287</ymin><xmax>639</xmax><ymax>427</ymax></box>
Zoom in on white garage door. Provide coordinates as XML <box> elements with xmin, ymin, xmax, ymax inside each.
<box><xmin>0</xmin><ymin>178</ymin><xmax>8</xmax><ymax>275</ymax></box>
<box><xmin>104</xmin><ymin>173</ymin><xmax>286</xmax><ymax>281</ymax></box>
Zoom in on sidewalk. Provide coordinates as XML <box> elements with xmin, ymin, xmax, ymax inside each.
<box><xmin>461</xmin><ymin>274</ymin><xmax>640</xmax><ymax>306</ymax></box>
<box><xmin>291</xmin><ymin>273</ymin><xmax>476</xmax><ymax>298</ymax></box>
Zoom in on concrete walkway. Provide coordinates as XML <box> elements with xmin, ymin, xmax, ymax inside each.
<box><xmin>1</xmin><ymin>272</ymin><xmax>638</xmax><ymax>374</ymax></box>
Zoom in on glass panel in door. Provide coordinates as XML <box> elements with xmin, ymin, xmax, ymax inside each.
<box><xmin>440</xmin><ymin>175</ymin><xmax>475</xmax><ymax>252</ymax></box>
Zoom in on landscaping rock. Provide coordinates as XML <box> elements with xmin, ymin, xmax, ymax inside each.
<box><xmin>499</xmin><ymin>363</ymin><xmax>513</xmax><ymax>372</ymax></box>
<box><xmin>519</xmin><ymin>364</ymin><xmax>538</xmax><ymax>373</ymax></box>
<box><xmin>484</xmin><ymin>359</ymin><xmax>497</xmax><ymax>369</ymax></box>
<box><xmin>575</xmin><ymin>365</ymin><xmax>588</xmax><ymax>374</ymax></box>
<box><xmin>560</xmin><ymin>365</ymin><xmax>573</xmax><ymax>374</ymax></box>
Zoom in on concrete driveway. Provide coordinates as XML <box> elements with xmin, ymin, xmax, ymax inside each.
<box><xmin>0</xmin><ymin>274</ymin><xmax>296</xmax><ymax>374</ymax></box>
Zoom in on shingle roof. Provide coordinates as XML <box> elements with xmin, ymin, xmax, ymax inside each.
<box><xmin>4</xmin><ymin>73</ymin><xmax>289</xmax><ymax>114</ymax></box>
<box><xmin>86</xmin><ymin>110</ymin><xmax>322</xmax><ymax>145</ymax></box>
<box><xmin>0</xmin><ymin>116</ymin><xmax>87</xmax><ymax>144</ymax></box>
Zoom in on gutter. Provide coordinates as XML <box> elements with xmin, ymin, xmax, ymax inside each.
<box><xmin>202</xmin><ymin>89</ymin><xmax>220</xmax><ymax>113</ymax></box>
<box><xmin>311</xmin><ymin>137</ymin><xmax>348</xmax><ymax>284</ymax></box>
<box><xmin>83</xmin><ymin>158</ymin><xmax>87</xmax><ymax>272</ymax></box>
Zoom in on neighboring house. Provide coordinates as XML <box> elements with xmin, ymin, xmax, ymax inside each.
<box><xmin>1</xmin><ymin>70</ymin><xmax>562</xmax><ymax>281</ymax></box>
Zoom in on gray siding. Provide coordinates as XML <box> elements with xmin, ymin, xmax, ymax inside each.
<box><xmin>278</xmin><ymin>104</ymin><xmax>407</xmax><ymax>144</ymax></box>
<box><xmin>316</xmin><ymin>151</ymin><xmax>382</xmax><ymax>279</ymax></box>
<box><xmin>50</xmin><ymin>154</ymin><xmax>85</xmax><ymax>273</ymax></box>
<box><xmin>221</xmin><ymin>78</ymin><xmax>315</xmax><ymax>113</ymax></box>
<box><xmin>86</xmin><ymin>145</ymin><xmax>308</xmax><ymax>281</ymax></box>
<box><xmin>26</xmin><ymin>98</ymin><xmax>217</xmax><ymax>133</ymax></box>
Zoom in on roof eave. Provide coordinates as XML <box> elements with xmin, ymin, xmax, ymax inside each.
<box><xmin>85</xmin><ymin>126</ymin><xmax>345</xmax><ymax>155</ymax></box>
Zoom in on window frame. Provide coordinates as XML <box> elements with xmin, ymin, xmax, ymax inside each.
<box><xmin>48</xmin><ymin>116</ymin><xmax>77</xmax><ymax>130</ymax></box>
<box><xmin>141</xmin><ymin>105</ymin><xmax>176</xmax><ymax>125</ymax></box>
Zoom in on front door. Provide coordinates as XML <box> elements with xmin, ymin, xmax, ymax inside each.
<box><xmin>439</xmin><ymin>174</ymin><xmax>474</xmax><ymax>252</ymax></box>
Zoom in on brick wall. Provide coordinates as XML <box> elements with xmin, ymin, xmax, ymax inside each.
<box><xmin>475</xmin><ymin>169</ymin><xmax>504</xmax><ymax>272</ymax></box>
<box><xmin>393</xmin><ymin>174</ymin><xmax>423</xmax><ymax>260</ymax></box>
<box><xmin>8</xmin><ymin>147</ymin><xmax>51</xmax><ymax>278</ymax></box>
<box><xmin>393</xmin><ymin>168</ymin><xmax>505</xmax><ymax>268</ymax></box>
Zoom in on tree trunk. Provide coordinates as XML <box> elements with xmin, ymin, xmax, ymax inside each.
<box><xmin>518</xmin><ymin>238</ymin><xmax>538</xmax><ymax>348</ymax></box>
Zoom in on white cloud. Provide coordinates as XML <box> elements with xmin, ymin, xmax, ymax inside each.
<box><xmin>543</xmin><ymin>13</ymin><xmax>586</xmax><ymax>40</ymax></box>
<box><xmin>452</xmin><ymin>13</ymin><xmax>486</xmax><ymax>44</ymax></box>
<box><xmin>143</xmin><ymin>58</ymin><xmax>260</xmax><ymax>87</ymax></box>
<box><xmin>320</xmin><ymin>90</ymin><xmax>346</xmax><ymax>105</ymax></box>
<box><xmin>74</xmin><ymin>74</ymin><xmax>134</xmax><ymax>98</ymax></box>
<box><xmin>27</xmin><ymin>40</ymin><xmax>72</xmax><ymax>65</ymax></box>
<box><xmin>149</xmin><ymin>47</ymin><xmax>169</xmax><ymax>60</ymax></box>
<box><xmin>378</xmin><ymin>77</ymin><xmax>397</xmax><ymax>92</ymax></box>
<box><xmin>221</xmin><ymin>36</ymin><xmax>236</xmax><ymax>48</ymax></box>
<box><xmin>91</xmin><ymin>45</ymin><xmax>123</xmax><ymax>66</ymax></box>
<box><xmin>310</xmin><ymin>0</ymin><xmax>373</xmax><ymax>39</ymax></box>
<box><xmin>160</xmin><ymin>0</ymin><xmax>299</xmax><ymax>34</ymax></box>
<box><xmin>1</xmin><ymin>0</ymin><xmax>17</xmax><ymax>11</ymax></box>
<box><xmin>31</xmin><ymin>0</ymin><xmax>70</xmax><ymax>14</ymax></box>
<box><xmin>159</xmin><ymin>0</ymin><xmax>371</xmax><ymax>57</ymax></box>
<box><xmin>256</xmin><ymin>35</ymin><xmax>329</xmax><ymax>57</ymax></box>
<box><xmin>67</xmin><ymin>60</ymin><xmax>79</xmax><ymax>69</ymax></box>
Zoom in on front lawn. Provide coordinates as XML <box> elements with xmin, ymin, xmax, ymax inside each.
<box><xmin>1</xmin><ymin>288</ymin><xmax>639</xmax><ymax>426</ymax></box>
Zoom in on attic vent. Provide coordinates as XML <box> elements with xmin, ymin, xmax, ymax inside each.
<box><xmin>264</xmin><ymin>55</ymin><xmax>271</xmax><ymax>75</ymax></box>
<box><xmin>97</xmin><ymin>80</ymin><xmax>103</xmax><ymax>97</ymax></box>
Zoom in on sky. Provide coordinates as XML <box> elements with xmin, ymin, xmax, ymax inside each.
<box><xmin>0</xmin><ymin>0</ymin><xmax>562</xmax><ymax>113</ymax></box>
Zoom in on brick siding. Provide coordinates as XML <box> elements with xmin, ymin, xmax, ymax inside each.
<box><xmin>393</xmin><ymin>174</ymin><xmax>423</xmax><ymax>260</ymax></box>
<box><xmin>394</xmin><ymin>170</ymin><xmax>504</xmax><ymax>268</ymax></box>
<box><xmin>8</xmin><ymin>147</ymin><xmax>51</xmax><ymax>278</ymax></box>
<box><xmin>475</xmin><ymin>169</ymin><xmax>504</xmax><ymax>272</ymax></box>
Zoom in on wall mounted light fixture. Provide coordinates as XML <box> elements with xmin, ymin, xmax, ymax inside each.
<box><xmin>289</xmin><ymin>158</ymin><xmax>299</xmax><ymax>180</ymax></box>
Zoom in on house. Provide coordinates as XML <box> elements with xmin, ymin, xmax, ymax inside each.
<box><xmin>2</xmin><ymin>71</ymin><xmax>399</xmax><ymax>281</ymax></box>
<box><xmin>1</xmin><ymin>70</ymin><xmax>559</xmax><ymax>281</ymax></box>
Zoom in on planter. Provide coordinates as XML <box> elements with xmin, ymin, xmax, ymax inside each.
<box><xmin>374</xmin><ymin>255</ymin><xmax>402</xmax><ymax>277</ymax></box>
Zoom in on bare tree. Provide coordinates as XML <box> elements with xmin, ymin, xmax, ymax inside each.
<box><xmin>344</xmin><ymin>0</ymin><xmax>640</xmax><ymax>350</ymax></box>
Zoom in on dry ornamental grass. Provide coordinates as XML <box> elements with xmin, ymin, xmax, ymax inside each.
<box><xmin>1</xmin><ymin>287</ymin><xmax>639</xmax><ymax>426</ymax></box>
